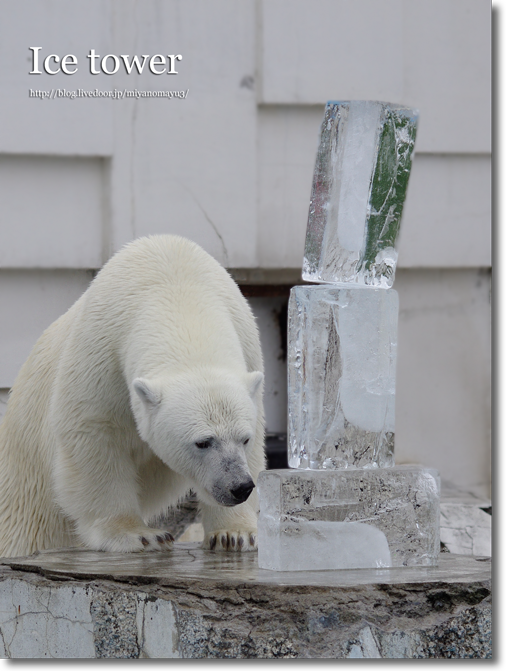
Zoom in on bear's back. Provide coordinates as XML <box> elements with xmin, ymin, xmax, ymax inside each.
<box><xmin>100</xmin><ymin>235</ymin><xmax>226</xmax><ymax>284</ymax></box>
<box><xmin>62</xmin><ymin>234</ymin><xmax>262</xmax><ymax>388</ymax></box>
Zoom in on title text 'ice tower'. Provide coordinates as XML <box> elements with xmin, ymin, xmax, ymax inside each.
<box><xmin>258</xmin><ymin>101</ymin><xmax>441</xmax><ymax>571</ymax></box>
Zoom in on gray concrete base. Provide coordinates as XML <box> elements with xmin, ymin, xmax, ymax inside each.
<box><xmin>0</xmin><ymin>545</ymin><xmax>491</xmax><ymax>659</ymax></box>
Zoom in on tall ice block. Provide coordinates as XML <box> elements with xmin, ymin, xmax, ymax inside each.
<box><xmin>257</xmin><ymin>466</ymin><xmax>441</xmax><ymax>571</ymax></box>
<box><xmin>288</xmin><ymin>285</ymin><xmax>398</xmax><ymax>470</ymax></box>
<box><xmin>303</xmin><ymin>101</ymin><xmax>418</xmax><ymax>288</ymax></box>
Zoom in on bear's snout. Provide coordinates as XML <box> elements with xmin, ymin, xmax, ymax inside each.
<box><xmin>230</xmin><ymin>479</ymin><xmax>255</xmax><ymax>504</ymax></box>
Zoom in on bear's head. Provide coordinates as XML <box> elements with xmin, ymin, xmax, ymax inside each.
<box><xmin>131</xmin><ymin>368</ymin><xmax>263</xmax><ymax>507</ymax></box>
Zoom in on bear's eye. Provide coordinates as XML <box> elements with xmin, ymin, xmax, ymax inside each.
<box><xmin>243</xmin><ymin>438</ymin><xmax>250</xmax><ymax>445</ymax></box>
<box><xmin>195</xmin><ymin>439</ymin><xmax>212</xmax><ymax>449</ymax></box>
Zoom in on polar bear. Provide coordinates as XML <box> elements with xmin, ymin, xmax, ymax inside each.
<box><xmin>0</xmin><ymin>235</ymin><xmax>265</xmax><ymax>558</ymax></box>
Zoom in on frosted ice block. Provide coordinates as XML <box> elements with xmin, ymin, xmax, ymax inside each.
<box><xmin>303</xmin><ymin>101</ymin><xmax>418</xmax><ymax>288</ymax></box>
<box><xmin>259</xmin><ymin>520</ymin><xmax>392</xmax><ymax>571</ymax></box>
<box><xmin>257</xmin><ymin>466</ymin><xmax>440</xmax><ymax>571</ymax></box>
<box><xmin>288</xmin><ymin>285</ymin><xmax>398</xmax><ymax>470</ymax></box>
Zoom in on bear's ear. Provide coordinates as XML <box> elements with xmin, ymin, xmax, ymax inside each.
<box><xmin>246</xmin><ymin>371</ymin><xmax>264</xmax><ymax>397</ymax></box>
<box><xmin>133</xmin><ymin>378</ymin><xmax>161</xmax><ymax>408</ymax></box>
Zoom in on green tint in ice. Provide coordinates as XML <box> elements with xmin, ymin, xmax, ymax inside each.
<box><xmin>303</xmin><ymin>101</ymin><xmax>419</xmax><ymax>288</ymax></box>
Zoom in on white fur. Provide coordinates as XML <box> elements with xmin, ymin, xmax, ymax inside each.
<box><xmin>0</xmin><ymin>235</ymin><xmax>265</xmax><ymax>557</ymax></box>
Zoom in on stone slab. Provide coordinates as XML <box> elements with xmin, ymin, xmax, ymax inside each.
<box><xmin>0</xmin><ymin>546</ymin><xmax>491</xmax><ymax>658</ymax></box>
<box><xmin>439</xmin><ymin>480</ymin><xmax>491</xmax><ymax>557</ymax></box>
<box><xmin>1</xmin><ymin>544</ymin><xmax>489</xmax><ymax>588</ymax></box>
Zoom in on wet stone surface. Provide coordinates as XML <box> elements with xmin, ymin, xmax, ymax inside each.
<box><xmin>0</xmin><ymin>545</ymin><xmax>491</xmax><ymax>659</ymax></box>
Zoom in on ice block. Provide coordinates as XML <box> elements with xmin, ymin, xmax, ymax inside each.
<box><xmin>303</xmin><ymin>101</ymin><xmax>418</xmax><ymax>288</ymax></box>
<box><xmin>257</xmin><ymin>466</ymin><xmax>441</xmax><ymax>571</ymax></box>
<box><xmin>288</xmin><ymin>284</ymin><xmax>398</xmax><ymax>470</ymax></box>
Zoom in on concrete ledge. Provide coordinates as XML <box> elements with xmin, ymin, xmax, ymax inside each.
<box><xmin>0</xmin><ymin>545</ymin><xmax>491</xmax><ymax>659</ymax></box>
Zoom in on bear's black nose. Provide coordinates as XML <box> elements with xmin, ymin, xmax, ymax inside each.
<box><xmin>230</xmin><ymin>480</ymin><xmax>255</xmax><ymax>503</ymax></box>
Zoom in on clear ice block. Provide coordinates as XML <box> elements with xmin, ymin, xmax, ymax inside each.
<box><xmin>303</xmin><ymin>101</ymin><xmax>418</xmax><ymax>288</ymax></box>
<box><xmin>257</xmin><ymin>466</ymin><xmax>440</xmax><ymax>571</ymax></box>
<box><xmin>288</xmin><ymin>285</ymin><xmax>398</xmax><ymax>470</ymax></box>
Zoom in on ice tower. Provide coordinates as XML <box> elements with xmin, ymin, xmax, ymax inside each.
<box><xmin>258</xmin><ymin>101</ymin><xmax>441</xmax><ymax>571</ymax></box>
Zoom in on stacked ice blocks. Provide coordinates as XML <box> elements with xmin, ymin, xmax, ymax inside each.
<box><xmin>257</xmin><ymin>101</ymin><xmax>440</xmax><ymax>571</ymax></box>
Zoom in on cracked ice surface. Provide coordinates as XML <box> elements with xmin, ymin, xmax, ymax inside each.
<box><xmin>303</xmin><ymin>100</ymin><xmax>418</xmax><ymax>288</ymax></box>
<box><xmin>288</xmin><ymin>285</ymin><xmax>398</xmax><ymax>470</ymax></box>
<box><xmin>257</xmin><ymin>466</ymin><xmax>441</xmax><ymax>571</ymax></box>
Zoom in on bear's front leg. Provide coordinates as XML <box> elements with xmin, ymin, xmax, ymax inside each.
<box><xmin>81</xmin><ymin>514</ymin><xmax>175</xmax><ymax>553</ymax></box>
<box><xmin>200</xmin><ymin>500</ymin><xmax>259</xmax><ymax>553</ymax></box>
<box><xmin>53</xmin><ymin>431</ymin><xmax>174</xmax><ymax>552</ymax></box>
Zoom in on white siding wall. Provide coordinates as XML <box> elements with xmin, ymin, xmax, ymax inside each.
<box><xmin>0</xmin><ymin>0</ymin><xmax>491</xmax><ymax>495</ymax></box>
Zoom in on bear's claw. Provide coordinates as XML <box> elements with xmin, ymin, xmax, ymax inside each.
<box><xmin>204</xmin><ymin>529</ymin><xmax>257</xmax><ymax>553</ymax></box>
<box><xmin>100</xmin><ymin>528</ymin><xmax>174</xmax><ymax>552</ymax></box>
<box><xmin>81</xmin><ymin>517</ymin><xmax>176</xmax><ymax>552</ymax></box>
<box><xmin>133</xmin><ymin>530</ymin><xmax>174</xmax><ymax>551</ymax></box>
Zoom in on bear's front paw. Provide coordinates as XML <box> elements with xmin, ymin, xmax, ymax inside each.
<box><xmin>101</xmin><ymin>528</ymin><xmax>174</xmax><ymax>553</ymax></box>
<box><xmin>204</xmin><ymin>529</ymin><xmax>257</xmax><ymax>552</ymax></box>
<box><xmin>81</xmin><ymin>517</ymin><xmax>175</xmax><ymax>552</ymax></box>
<box><xmin>101</xmin><ymin>527</ymin><xmax>174</xmax><ymax>552</ymax></box>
